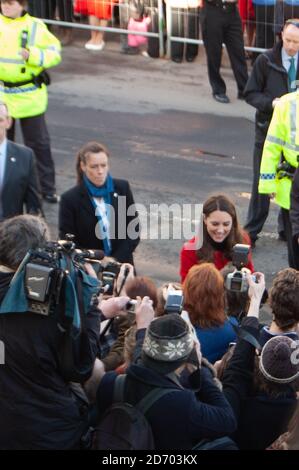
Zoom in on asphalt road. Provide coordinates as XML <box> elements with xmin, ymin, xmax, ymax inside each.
<box><xmin>15</xmin><ymin>36</ymin><xmax>288</xmax><ymax>306</ymax></box>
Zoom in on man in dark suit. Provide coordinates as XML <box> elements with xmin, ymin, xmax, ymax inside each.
<box><xmin>0</xmin><ymin>101</ymin><xmax>42</xmax><ymax>220</ymax></box>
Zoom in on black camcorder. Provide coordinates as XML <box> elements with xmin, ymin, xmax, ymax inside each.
<box><xmin>99</xmin><ymin>260</ymin><xmax>122</xmax><ymax>296</ymax></box>
<box><xmin>23</xmin><ymin>235</ymin><xmax>104</xmax><ymax>316</ymax></box>
<box><xmin>225</xmin><ymin>244</ymin><xmax>251</xmax><ymax>293</ymax></box>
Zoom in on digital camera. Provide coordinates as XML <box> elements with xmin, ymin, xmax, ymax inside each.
<box><xmin>225</xmin><ymin>244</ymin><xmax>250</xmax><ymax>293</ymax></box>
<box><xmin>164</xmin><ymin>290</ymin><xmax>184</xmax><ymax>315</ymax></box>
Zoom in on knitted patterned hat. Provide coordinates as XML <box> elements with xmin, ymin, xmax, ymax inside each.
<box><xmin>259</xmin><ymin>335</ymin><xmax>299</xmax><ymax>384</ymax></box>
<box><xmin>141</xmin><ymin>314</ymin><xmax>195</xmax><ymax>374</ymax></box>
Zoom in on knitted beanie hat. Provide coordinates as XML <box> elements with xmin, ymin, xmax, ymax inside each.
<box><xmin>141</xmin><ymin>314</ymin><xmax>195</xmax><ymax>374</ymax></box>
<box><xmin>259</xmin><ymin>335</ymin><xmax>299</xmax><ymax>384</ymax></box>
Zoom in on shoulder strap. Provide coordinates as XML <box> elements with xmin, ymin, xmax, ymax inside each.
<box><xmin>136</xmin><ymin>387</ymin><xmax>181</xmax><ymax>415</ymax></box>
<box><xmin>113</xmin><ymin>374</ymin><xmax>181</xmax><ymax>414</ymax></box>
<box><xmin>113</xmin><ymin>374</ymin><xmax>127</xmax><ymax>403</ymax></box>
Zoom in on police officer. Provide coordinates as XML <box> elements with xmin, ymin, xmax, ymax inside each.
<box><xmin>244</xmin><ymin>20</ymin><xmax>299</xmax><ymax>247</ymax></box>
<box><xmin>259</xmin><ymin>91</ymin><xmax>299</xmax><ymax>268</ymax></box>
<box><xmin>0</xmin><ymin>0</ymin><xmax>61</xmax><ymax>203</ymax></box>
<box><xmin>200</xmin><ymin>0</ymin><xmax>248</xmax><ymax>103</ymax></box>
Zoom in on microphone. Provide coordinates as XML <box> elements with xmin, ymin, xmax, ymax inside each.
<box><xmin>76</xmin><ymin>249</ymin><xmax>105</xmax><ymax>260</ymax></box>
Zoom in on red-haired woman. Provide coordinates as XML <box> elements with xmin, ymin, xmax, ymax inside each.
<box><xmin>180</xmin><ymin>194</ymin><xmax>254</xmax><ymax>282</ymax></box>
<box><xmin>183</xmin><ymin>263</ymin><xmax>238</xmax><ymax>363</ymax></box>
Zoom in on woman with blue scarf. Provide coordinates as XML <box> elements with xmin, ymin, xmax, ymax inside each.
<box><xmin>59</xmin><ymin>141</ymin><xmax>140</xmax><ymax>264</ymax></box>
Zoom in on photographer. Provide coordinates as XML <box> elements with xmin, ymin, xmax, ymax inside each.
<box><xmin>222</xmin><ymin>272</ymin><xmax>299</xmax><ymax>449</ymax></box>
<box><xmin>95</xmin><ymin>299</ymin><xmax>237</xmax><ymax>450</ymax></box>
<box><xmin>183</xmin><ymin>263</ymin><xmax>238</xmax><ymax>363</ymax></box>
<box><xmin>0</xmin><ymin>215</ymin><xmax>128</xmax><ymax>450</ymax></box>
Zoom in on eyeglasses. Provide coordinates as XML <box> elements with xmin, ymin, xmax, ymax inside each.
<box><xmin>285</xmin><ymin>19</ymin><xmax>299</xmax><ymax>29</ymax></box>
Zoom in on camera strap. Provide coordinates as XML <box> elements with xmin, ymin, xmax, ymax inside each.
<box><xmin>232</xmin><ymin>323</ymin><xmax>261</xmax><ymax>350</ymax></box>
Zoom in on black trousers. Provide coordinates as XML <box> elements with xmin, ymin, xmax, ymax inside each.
<box><xmin>170</xmin><ymin>7</ymin><xmax>199</xmax><ymax>62</ymax></box>
<box><xmin>7</xmin><ymin>113</ymin><xmax>56</xmax><ymax>195</ymax></box>
<box><xmin>244</xmin><ymin>141</ymin><xmax>284</xmax><ymax>240</ymax></box>
<box><xmin>28</xmin><ymin>0</ymin><xmax>73</xmax><ymax>21</ymax></box>
<box><xmin>282</xmin><ymin>208</ymin><xmax>299</xmax><ymax>269</ymax></box>
<box><xmin>200</xmin><ymin>3</ymin><xmax>248</xmax><ymax>95</ymax></box>
<box><xmin>254</xmin><ymin>4</ymin><xmax>275</xmax><ymax>50</ymax></box>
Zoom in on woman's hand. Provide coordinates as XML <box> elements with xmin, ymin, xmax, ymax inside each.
<box><xmin>99</xmin><ymin>296</ymin><xmax>130</xmax><ymax>319</ymax></box>
<box><xmin>246</xmin><ymin>272</ymin><xmax>265</xmax><ymax>318</ymax></box>
<box><xmin>135</xmin><ymin>296</ymin><xmax>155</xmax><ymax>330</ymax></box>
<box><xmin>247</xmin><ymin>272</ymin><xmax>265</xmax><ymax>301</ymax></box>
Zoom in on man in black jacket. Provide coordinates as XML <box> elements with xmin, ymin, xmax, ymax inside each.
<box><xmin>0</xmin><ymin>214</ymin><xmax>129</xmax><ymax>450</ymax></box>
<box><xmin>244</xmin><ymin>20</ymin><xmax>299</xmax><ymax>247</ymax></box>
<box><xmin>222</xmin><ymin>272</ymin><xmax>299</xmax><ymax>449</ymax></box>
<box><xmin>0</xmin><ymin>102</ymin><xmax>42</xmax><ymax>220</ymax></box>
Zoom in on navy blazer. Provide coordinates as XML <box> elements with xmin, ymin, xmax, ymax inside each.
<box><xmin>59</xmin><ymin>178</ymin><xmax>140</xmax><ymax>264</ymax></box>
<box><xmin>1</xmin><ymin>141</ymin><xmax>42</xmax><ymax>219</ymax></box>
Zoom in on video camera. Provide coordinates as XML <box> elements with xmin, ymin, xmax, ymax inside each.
<box><xmin>225</xmin><ymin>244</ymin><xmax>251</xmax><ymax>293</ymax></box>
<box><xmin>98</xmin><ymin>260</ymin><xmax>122</xmax><ymax>296</ymax></box>
<box><xmin>23</xmin><ymin>234</ymin><xmax>104</xmax><ymax>316</ymax></box>
<box><xmin>164</xmin><ymin>289</ymin><xmax>184</xmax><ymax>315</ymax></box>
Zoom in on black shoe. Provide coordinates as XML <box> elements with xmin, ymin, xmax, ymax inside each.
<box><xmin>186</xmin><ymin>56</ymin><xmax>195</xmax><ymax>63</ymax></box>
<box><xmin>213</xmin><ymin>93</ymin><xmax>230</xmax><ymax>104</ymax></box>
<box><xmin>237</xmin><ymin>91</ymin><xmax>245</xmax><ymax>100</ymax></box>
<box><xmin>172</xmin><ymin>57</ymin><xmax>182</xmax><ymax>64</ymax></box>
<box><xmin>278</xmin><ymin>231</ymin><xmax>287</xmax><ymax>242</ymax></box>
<box><xmin>43</xmin><ymin>193</ymin><xmax>59</xmax><ymax>204</ymax></box>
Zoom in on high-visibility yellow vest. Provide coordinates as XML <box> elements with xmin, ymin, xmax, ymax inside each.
<box><xmin>0</xmin><ymin>13</ymin><xmax>61</xmax><ymax>119</ymax></box>
<box><xmin>258</xmin><ymin>91</ymin><xmax>299</xmax><ymax>210</ymax></box>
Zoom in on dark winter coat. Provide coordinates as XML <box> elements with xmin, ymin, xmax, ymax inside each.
<box><xmin>0</xmin><ymin>271</ymin><xmax>101</xmax><ymax>450</ymax></box>
<box><xmin>222</xmin><ymin>317</ymin><xmax>297</xmax><ymax>450</ymax></box>
<box><xmin>244</xmin><ymin>41</ymin><xmax>299</xmax><ymax>143</ymax></box>
<box><xmin>59</xmin><ymin>179</ymin><xmax>140</xmax><ymax>264</ymax></box>
<box><xmin>96</xmin><ymin>329</ymin><xmax>237</xmax><ymax>450</ymax></box>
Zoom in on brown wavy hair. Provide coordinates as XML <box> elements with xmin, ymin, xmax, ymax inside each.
<box><xmin>269</xmin><ymin>268</ymin><xmax>299</xmax><ymax>330</ymax></box>
<box><xmin>125</xmin><ymin>276</ymin><xmax>158</xmax><ymax>309</ymax></box>
<box><xmin>197</xmin><ymin>194</ymin><xmax>245</xmax><ymax>263</ymax></box>
<box><xmin>76</xmin><ymin>141</ymin><xmax>109</xmax><ymax>184</ymax></box>
<box><xmin>183</xmin><ymin>263</ymin><xmax>225</xmax><ymax>328</ymax></box>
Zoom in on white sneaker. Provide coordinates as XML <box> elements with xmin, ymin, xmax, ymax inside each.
<box><xmin>141</xmin><ymin>51</ymin><xmax>149</xmax><ymax>58</ymax></box>
<box><xmin>85</xmin><ymin>41</ymin><xmax>105</xmax><ymax>51</ymax></box>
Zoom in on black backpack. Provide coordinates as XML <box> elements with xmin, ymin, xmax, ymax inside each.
<box><xmin>93</xmin><ymin>374</ymin><xmax>178</xmax><ymax>450</ymax></box>
<box><xmin>193</xmin><ymin>436</ymin><xmax>238</xmax><ymax>450</ymax></box>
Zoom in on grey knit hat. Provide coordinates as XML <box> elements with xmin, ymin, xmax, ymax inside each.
<box><xmin>259</xmin><ymin>335</ymin><xmax>299</xmax><ymax>384</ymax></box>
<box><xmin>141</xmin><ymin>314</ymin><xmax>195</xmax><ymax>374</ymax></box>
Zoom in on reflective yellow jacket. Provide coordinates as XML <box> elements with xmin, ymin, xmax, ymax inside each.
<box><xmin>0</xmin><ymin>13</ymin><xmax>61</xmax><ymax>119</ymax></box>
<box><xmin>258</xmin><ymin>91</ymin><xmax>299</xmax><ymax>210</ymax></box>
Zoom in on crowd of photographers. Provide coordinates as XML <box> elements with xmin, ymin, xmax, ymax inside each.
<box><xmin>0</xmin><ymin>192</ymin><xmax>299</xmax><ymax>449</ymax></box>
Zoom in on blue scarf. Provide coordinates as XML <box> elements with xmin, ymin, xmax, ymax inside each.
<box><xmin>83</xmin><ymin>173</ymin><xmax>114</xmax><ymax>256</ymax></box>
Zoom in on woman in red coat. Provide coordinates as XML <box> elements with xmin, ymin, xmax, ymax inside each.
<box><xmin>180</xmin><ymin>194</ymin><xmax>254</xmax><ymax>282</ymax></box>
